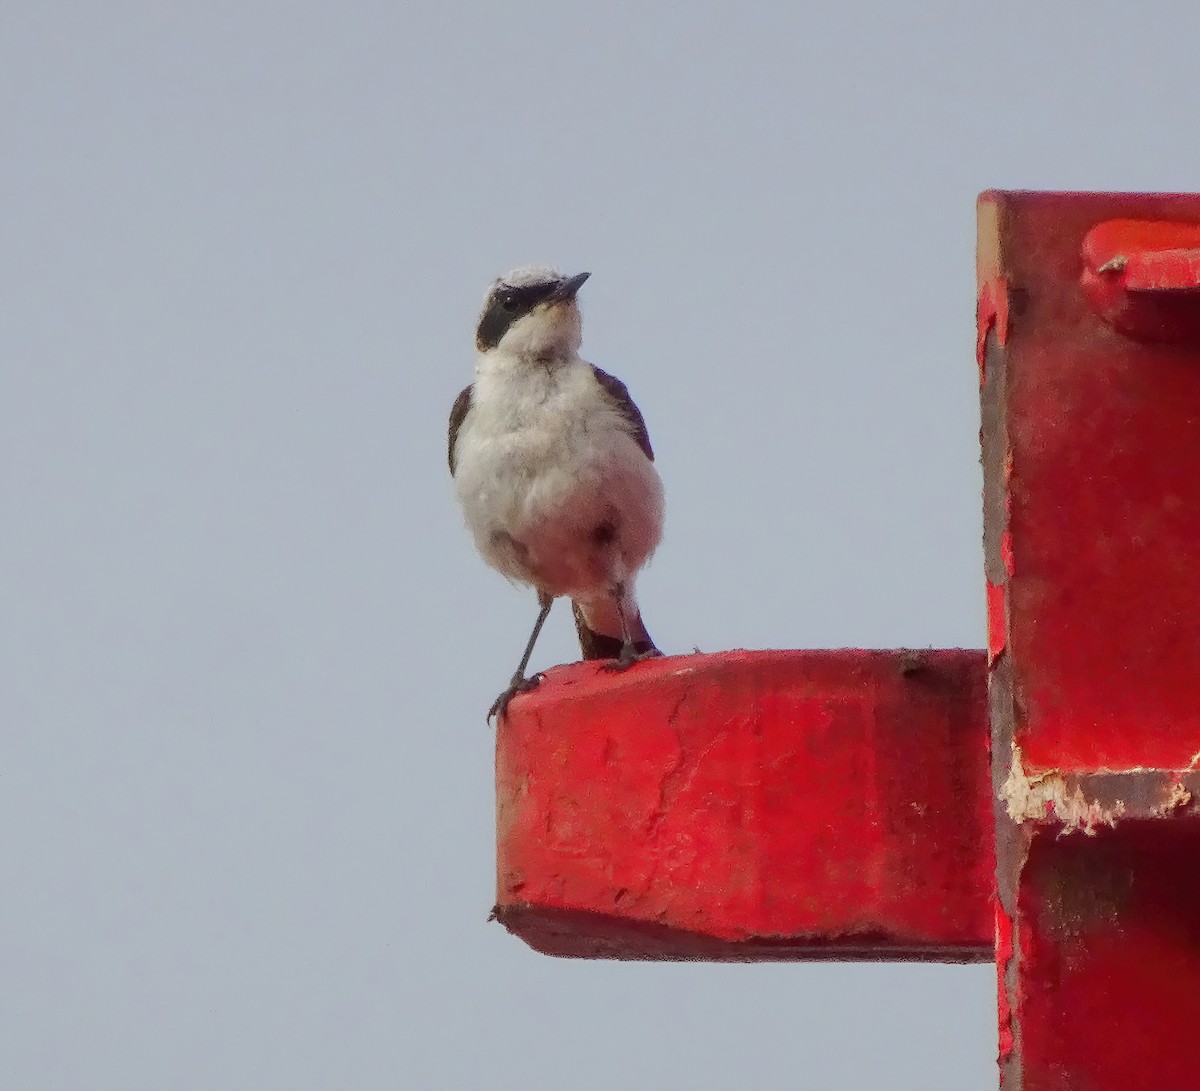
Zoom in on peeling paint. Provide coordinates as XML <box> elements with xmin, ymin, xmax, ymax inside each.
<box><xmin>995</xmin><ymin>903</ymin><xmax>1015</xmax><ymax>1063</ymax></box>
<box><xmin>1002</xmin><ymin>744</ymin><xmax>1126</xmax><ymax>834</ymax></box>
<box><xmin>976</xmin><ymin>276</ymin><xmax>1010</xmax><ymax>385</ymax></box>
<box><xmin>1000</xmin><ymin>528</ymin><xmax>1014</xmax><ymax>577</ymax></box>
<box><xmin>1154</xmin><ymin>780</ymin><xmax>1192</xmax><ymax>816</ymax></box>
<box><xmin>986</xmin><ymin>581</ymin><xmax>1007</xmax><ymax>665</ymax></box>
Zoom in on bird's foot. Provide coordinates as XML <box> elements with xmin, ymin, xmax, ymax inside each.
<box><xmin>487</xmin><ymin>673</ymin><xmax>542</xmax><ymax>724</ymax></box>
<box><xmin>601</xmin><ymin>645</ymin><xmax>663</xmax><ymax>673</ymax></box>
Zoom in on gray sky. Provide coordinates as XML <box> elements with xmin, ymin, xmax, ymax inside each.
<box><xmin>3</xmin><ymin>3</ymin><xmax>1198</xmax><ymax>1088</ymax></box>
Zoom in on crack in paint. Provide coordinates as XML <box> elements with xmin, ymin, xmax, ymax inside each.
<box><xmin>645</xmin><ymin>727</ymin><xmax>725</xmax><ymax>839</ymax></box>
<box><xmin>635</xmin><ymin>695</ymin><xmax>730</xmax><ymax>915</ymax></box>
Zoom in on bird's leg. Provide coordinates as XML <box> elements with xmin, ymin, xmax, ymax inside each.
<box><xmin>601</xmin><ymin>581</ymin><xmax>662</xmax><ymax>672</ymax></box>
<box><xmin>488</xmin><ymin>591</ymin><xmax>554</xmax><ymax>723</ymax></box>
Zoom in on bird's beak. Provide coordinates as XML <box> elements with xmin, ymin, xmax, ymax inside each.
<box><xmin>551</xmin><ymin>271</ymin><xmax>590</xmax><ymax>300</ymax></box>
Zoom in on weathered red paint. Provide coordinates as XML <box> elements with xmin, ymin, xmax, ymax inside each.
<box><xmin>983</xmin><ymin>191</ymin><xmax>1200</xmax><ymax>771</ymax></box>
<box><xmin>985</xmin><ymin>581</ymin><xmax>1005</xmax><ymax>664</ymax></box>
<box><xmin>1018</xmin><ymin>824</ymin><xmax>1200</xmax><ymax>1088</ymax></box>
<box><xmin>994</xmin><ymin>904</ymin><xmax>1014</xmax><ymax>1065</ymax></box>
<box><xmin>976</xmin><ymin>275</ymin><xmax>1010</xmax><ymax>384</ymax></box>
<box><xmin>495</xmin><ymin>649</ymin><xmax>993</xmax><ymax>961</ymax></box>
<box><xmin>980</xmin><ymin>190</ymin><xmax>1200</xmax><ymax>1089</ymax></box>
<box><xmin>1081</xmin><ymin>218</ymin><xmax>1200</xmax><ymax>342</ymax></box>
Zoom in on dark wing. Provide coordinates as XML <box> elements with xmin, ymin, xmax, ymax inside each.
<box><xmin>448</xmin><ymin>384</ymin><xmax>473</xmax><ymax>475</ymax></box>
<box><xmin>591</xmin><ymin>366</ymin><xmax>653</xmax><ymax>461</ymax></box>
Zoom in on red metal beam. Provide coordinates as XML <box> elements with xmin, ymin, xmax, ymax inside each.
<box><xmin>495</xmin><ymin>649</ymin><xmax>993</xmax><ymax>961</ymax></box>
<box><xmin>980</xmin><ymin>191</ymin><xmax>1200</xmax><ymax>1088</ymax></box>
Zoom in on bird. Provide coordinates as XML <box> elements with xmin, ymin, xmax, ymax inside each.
<box><xmin>448</xmin><ymin>266</ymin><xmax>664</xmax><ymax>722</ymax></box>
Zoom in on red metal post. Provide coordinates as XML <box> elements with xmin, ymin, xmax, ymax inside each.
<box><xmin>495</xmin><ymin>649</ymin><xmax>993</xmax><ymax>961</ymax></box>
<box><xmin>980</xmin><ymin>191</ymin><xmax>1200</xmax><ymax>1088</ymax></box>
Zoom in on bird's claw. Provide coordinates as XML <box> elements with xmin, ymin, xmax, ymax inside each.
<box><xmin>487</xmin><ymin>674</ymin><xmax>542</xmax><ymax>724</ymax></box>
<box><xmin>601</xmin><ymin>647</ymin><xmax>663</xmax><ymax>673</ymax></box>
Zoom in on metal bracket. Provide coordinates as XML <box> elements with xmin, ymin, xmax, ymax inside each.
<box><xmin>1082</xmin><ymin>218</ymin><xmax>1200</xmax><ymax>342</ymax></box>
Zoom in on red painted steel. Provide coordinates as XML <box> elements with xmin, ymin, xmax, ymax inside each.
<box><xmin>1018</xmin><ymin>824</ymin><xmax>1200</xmax><ymax>1089</ymax></box>
<box><xmin>1082</xmin><ymin>218</ymin><xmax>1200</xmax><ymax>342</ymax></box>
<box><xmin>495</xmin><ymin>649</ymin><xmax>993</xmax><ymax>961</ymax></box>
<box><xmin>980</xmin><ymin>190</ymin><xmax>1200</xmax><ymax>1089</ymax></box>
<box><xmin>981</xmin><ymin>191</ymin><xmax>1200</xmax><ymax>772</ymax></box>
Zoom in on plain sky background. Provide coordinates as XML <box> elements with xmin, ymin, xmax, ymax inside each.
<box><xmin>4</xmin><ymin>3</ymin><xmax>1199</xmax><ymax>1089</ymax></box>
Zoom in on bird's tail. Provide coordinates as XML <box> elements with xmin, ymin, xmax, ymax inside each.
<box><xmin>572</xmin><ymin>600</ymin><xmax>659</xmax><ymax>661</ymax></box>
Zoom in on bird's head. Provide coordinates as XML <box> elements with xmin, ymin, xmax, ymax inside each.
<box><xmin>475</xmin><ymin>266</ymin><xmax>590</xmax><ymax>360</ymax></box>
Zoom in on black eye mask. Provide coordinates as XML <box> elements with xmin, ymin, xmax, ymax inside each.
<box><xmin>475</xmin><ymin>281</ymin><xmax>562</xmax><ymax>351</ymax></box>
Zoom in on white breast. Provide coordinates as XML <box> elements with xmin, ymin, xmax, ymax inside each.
<box><xmin>453</xmin><ymin>355</ymin><xmax>663</xmax><ymax>599</ymax></box>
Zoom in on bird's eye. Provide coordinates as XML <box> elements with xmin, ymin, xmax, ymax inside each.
<box><xmin>500</xmin><ymin>295</ymin><xmax>518</xmax><ymax>312</ymax></box>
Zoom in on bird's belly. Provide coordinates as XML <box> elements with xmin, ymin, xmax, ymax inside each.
<box><xmin>455</xmin><ymin>426</ymin><xmax>663</xmax><ymax>596</ymax></box>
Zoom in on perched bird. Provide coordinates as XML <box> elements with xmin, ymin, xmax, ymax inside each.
<box><xmin>449</xmin><ymin>266</ymin><xmax>664</xmax><ymax>721</ymax></box>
